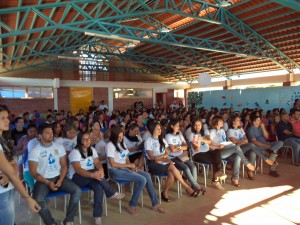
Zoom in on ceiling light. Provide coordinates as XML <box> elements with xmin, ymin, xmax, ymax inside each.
<box><xmin>160</xmin><ymin>28</ymin><xmax>171</xmax><ymax>33</ymax></box>
<box><xmin>85</xmin><ymin>32</ymin><xmax>140</xmax><ymax>44</ymax></box>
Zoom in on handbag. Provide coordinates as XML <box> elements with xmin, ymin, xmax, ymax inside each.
<box><xmin>176</xmin><ymin>151</ymin><xmax>189</xmax><ymax>162</ymax></box>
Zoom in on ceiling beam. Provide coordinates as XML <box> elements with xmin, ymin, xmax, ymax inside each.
<box><xmin>269</xmin><ymin>0</ymin><xmax>300</xmax><ymax>11</ymax></box>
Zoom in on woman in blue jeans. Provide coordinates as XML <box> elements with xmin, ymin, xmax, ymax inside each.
<box><xmin>0</xmin><ymin>105</ymin><xmax>40</xmax><ymax>225</ymax></box>
<box><xmin>165</xmin><ymin>119</ymin><xmax>201</xmax><ymax>192</ymax></box>
<box><xmin>106</xmin><ymin>125</ymin><xmax>165</xmax><ymax>215</ymax></box>
<box><xmin>69</xmin><ymin>131</ymin><xmax>125</xmax><ymax>225</ymax></box>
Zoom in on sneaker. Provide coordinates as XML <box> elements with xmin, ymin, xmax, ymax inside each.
<box><xmin>110</xmin><ymin>192</ymin><xmax>125</xmax><ymax>200</ymax></box>
<box><xmin>215</xmin><ymin>171</ymin><xmax>227</xmax><ymax>181</ymax></box>
<box><xmin>211</xmin><ymin>181</ymin><xmax>225</xmax><ymax>190</ymax></box>
<box><xmin>94</xmin><ymin>217</ymin><xmax>102</xmax><ymax>225</ymax></box>
<box><xmin>269</xmin><ymin>171</ymin><xmax>280</xmax><ymax>177</ymax></box>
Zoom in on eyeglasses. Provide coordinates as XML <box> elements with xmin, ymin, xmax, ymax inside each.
<box><xmin>82</xmin><ymin>138</ymin><xmax>91</xmax><ymax>142</ymax></box>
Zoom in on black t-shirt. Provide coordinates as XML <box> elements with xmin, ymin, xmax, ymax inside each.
<box><xmin>276</xmin><ymin>121</ymin><xmax>293</xmax><ymax>140</ymax></box>
<box><xmin>89</xmin><ymin>105</ymin><xmax>97</xmax><ymax>112</ymax></box>
<box><xmin>10</xmin><ymin>128</ymin><xmax>27</xmax><ymax>146</ymax></box>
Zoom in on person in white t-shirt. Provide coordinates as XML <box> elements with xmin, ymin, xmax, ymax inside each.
<box><xmin>210</xmin><ymin>116</ymin><xmax>257</xmax><ymax>188</ymax></box>
<box><xmin>0</xmin><ymin>105</ymin><xmax>40</xmax><ymax>225</ymax></box>
<box><xmin>188</xmin><ymin>119</ymin><xmax>226</xmax><ymax>190</ymax></box>
<box><xmin>145</xmin><ymin>121</ymin><xmax>198</xmax><ymax>202</ymax></box>
<box><xmin>69</xmin><ymin>131</ymin><xmax>124</xmax><ymax>225</ymax></box>
<box><xmin>29</xmin><ymin>123</ymin><xmax>81</xmax><ymax>225</ymax></box>
<box><xmin>165</xmin><ymin>119</ymin><xmax>201</xmax><ymax>193</ymax></box>
<box><xmin>55</xmin><ymin>123</ymin><xmax>78</xmax><ymax>154</ymax></box>
<box><xmin>106</xmin><ymin>126</ymin><xmax>165</xmax><ymax>215</ymax></box>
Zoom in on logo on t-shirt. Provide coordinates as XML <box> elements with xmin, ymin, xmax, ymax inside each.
<box><xmin>121</xmin><ymin>153</ymin><xmax>126</xmax><ymax>158</ymax></box>
<box><xmin>48</xmin><ymin>153</ymin><xmax>55</xmax><ymax>164</ymax></box>
<box><xmin>70</xmin><ymin>143</ymin><xmax>75</xmax><ymax>150</ymax></box>
<box><xmin>86</xmin><ymin>158</ymin><xmax>93</xmax><ymax>167</ymax></box>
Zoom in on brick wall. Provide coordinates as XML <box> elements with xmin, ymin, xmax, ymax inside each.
<box><xmin>113</xmin><ymin>98</ymin><xmax>153</xmax><ymax>112</ymax></box>
<box><xmin>0</xmin><ymin>98</ymin><xmax>54</xmax><ymax>116</ymax></box>
<box><xmin>57</xmin><ymin>87</ymin><xmax>70</xmax><ymax>112</ymax></box>
<box><xmin>93</xmin><ymin>88</ymin><xmax>108</xmax><ymax>106</ymax></box>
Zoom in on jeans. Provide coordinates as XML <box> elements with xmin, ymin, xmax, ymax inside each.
<box><xmin>0</xmin><ymin>189</ymin><xmax>15</xmax><ymax>225</ymax></box>
<box><xmin>172</xmin><ymin>158</ymin><xmax>200</xmax><ymax>190</ymax></box>
<box><xmin>283</xmin><ymin>138</ymin><xmax>300</xmax><ymax>163</ymax></box>
<box><xmin>109</xmin><ymin>168</ymin><xmax>158</xmax><ymax>207</ymax></box>
<box><xmin>232</xmin><ymin>143</ymin><xmax>257</xmax><ymax>179</ymax></box>
<box><xmin>256</xmin><ymin>141</ymin><xmax>283</xmax><ymax>171</ymax></box>
<box><xmin>72</xmin><ymin>169</ymin><xmax>115</xmax><ymax>217</ymax></box>
<box><xmin>32</xmin><ymin>176</ymin><xmax>81</xmax><ymax>225</ymax></box>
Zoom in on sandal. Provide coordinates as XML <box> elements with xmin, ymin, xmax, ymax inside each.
<box><xmin>127</xmin><ymin>207</ymin><xmax>139</xmax><ymax>216</ymax></box>
<box><xmin>265</xmin><ymin>159</ymin><xmax>278</xmax><ymax>166</ymax></box>
<box><xmin>153</xmin><ymin>204</ymin><xmax>165</xmax><ymax>213</ymax></box>
<box><xmin>197</xmin><ymin>187</ymin><xmax>207</xmax><ymax>195</ymax></box>
<box><xmin>246</xmin><ymin>164</ymin><xmax>259</xmax><ymax>172</ymax></box>
<box><xmin>231</xmin><ymin>178</ymin><xmax>241</xmax><ymax>188</ymax></box>
<box><xmin>211</xmin><ymin>181</ymin><xmax>224</xmax><ymax>190</ymax></box>
<box><xmin>247</xmin><ymin>170</ymin><xmax>255</xmax><ymax>180</ymax></box>
<box><xmin>161</xmin><ymin>192</ymin><xmax>170</xmax><ymax>202</ymax></box>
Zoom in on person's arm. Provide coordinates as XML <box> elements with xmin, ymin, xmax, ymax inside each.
<box><xmin>0</xmin><ymin>152</ymin><xmax>40</xmax><ymax>213</ymax></box>
<box><xmin>250</xmin><ymin>137</ymin><xmax>271</xmax><ymax>148</ymax></box>
<box><xmin>168</xmin><ymin>143</ymin><xmax>182</xmax><ymax>153</ymax></box>
<box><xmin>56</xmin><ymin>155</ymin><xmax>68</xmax><ymax>188</ymax></box>
<box><xmin>108</xmin><ymin>156</ymin><xmax>135</xmax><ymax>169</ymax></box>
<box><xmin>260</xmin><ymin>123</ymin><xmax>269</xmax><ymax>139</ymax></box>
<box><xmin>16</xmin><ymin>136</ymin><xmax>25</xmax><ymax>156</ymax></box>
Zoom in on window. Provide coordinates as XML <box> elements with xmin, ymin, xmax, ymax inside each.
<box><xmin>0</xmin><ymin>87</ymin><xmax>53</xmax><ymax>99</ymax></box>
<box><xmin>113</xmin><ymin>88</ymin><xmax>152</xmax><ymax>98</ymax></box>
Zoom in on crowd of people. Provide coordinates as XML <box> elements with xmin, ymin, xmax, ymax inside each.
<box><xmin>0</xmin><ymin>98</ymin><xmax>300</xmax><ymax>225</ymax></box>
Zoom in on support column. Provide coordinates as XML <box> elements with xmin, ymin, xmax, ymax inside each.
<box><xmin>224</xmin><ymin>79</ymin><xmax>232</xmax><ymax>90</ymax></box>
<box><xmin>108</xmin><ymin>87</ymin><xmax>113</xmax><ymax>112</ymax></box>
<box><xmin>283</xmin><ymin>72</ymin><xmax>295</xmax><ymax>86</ymax></box>
<box><xmin>53</xmin><ymin>78</ymin><xmax>60</xmax><ymax>110</ymax></box>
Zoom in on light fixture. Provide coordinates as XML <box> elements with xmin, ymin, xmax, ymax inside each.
<box><xmin>85</xmin><ymin>32</ymin><xmax>140</xmax><ymax>44</ymax></box>
<box><xmin>160</xmin><ymin>28</ymin><xmax>171</xmax><ymax>33</ymax></box>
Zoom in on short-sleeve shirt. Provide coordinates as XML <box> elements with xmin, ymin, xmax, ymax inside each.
<box><xmin>209</xmin><ymin>128</ymin><xmax>227</xmax><ymax>145</ymax></box>
<box><xmin>24</xmin><ymin>137</ymin><xmax>39</xmax><ymax>172</ymax></box>
<box><xmin>188</xmin><ymin>132</ymin><xmax>209</xmax><ymax>155</ymax></box>
<box><xmin>165</xmin><ymin>132</ymin><xmax>185</xmax><ymax>157</ymax></box>
<box><xmin>144</xmin><ymin>137</ymin><xmax>169</xmax><ymax>159</ymax></box>
<box><xmin>28</xmin><ymin>142</ymin><xmax>66</xmax><ymax>179</ymax></box>
<box><xmin>106</xmin><ymin>141</ymin><xmax>129</xmax><ymax>169</ymax></box>
<box><xmin>247</xmin><ymin>126</ymin><xmax>266</xmax><ymax>143</ymax></box>
<box><xmin>68</xmin><ymin>147</ymin><xmax>98</xmax><ymax>179</ymax></box>
<box><xmin>54</xmin><ymin>136</ymin><xmax>77</xmax><ymax>153</ymax></box>
<box><xmin>227</xmin><ymin>128</ymin><xmax>245</xmax><ymax>141</ymax></box>
<box><xmin>276</xmin><ymin>121</ymin><xmax>293</xmax><ymax>140</ymax></box>
<box><xmin>0</xmin><ymin>144</ymin><xmax>14</xmax><ymax>194</ymax></box>
<box><xmin>95</xmin><ymin>139</ymin><xmax>107</xmax><ymax>163</ymax></box>
<box><xmin>142</xmin><ymin>131</ymin><xmax>151</xmax><ymax>141</ymax></box>
<box><xmin>123</xmin><ymin>135</ymin><xmax>143</xmax><ymax>156</ymax></box>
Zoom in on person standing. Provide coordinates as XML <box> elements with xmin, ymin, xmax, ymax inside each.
<box><xmin>29</xmin><ymin>123</ymin><xmax>81</xmax><ymax>225</ymax></box>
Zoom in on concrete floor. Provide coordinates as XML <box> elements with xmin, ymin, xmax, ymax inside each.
<box><xmin>15</xmin><ymin>156</ymin><xmax>300</xmax><ymax>225</ymax></box>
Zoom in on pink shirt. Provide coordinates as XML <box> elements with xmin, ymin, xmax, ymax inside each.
<box><xmin>108</xmin><ymin>120</ymin><xmax>116</xmax><ymax>128</ymax></box>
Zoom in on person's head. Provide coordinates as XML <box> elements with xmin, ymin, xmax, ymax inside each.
<box><xmin>191</xmin><ymin>119</ymin><xmax>203</xmax><ymax>134</ymax></box>
<box><xmin>222</xmin><ymin>112</ymin><xmax>229</xmax><ymax>122</ymax></box>
<box><xmin>91</xmin><ymin>101</ymin><xmax>95</xmax><ymax>106</ymax></box>
<box><xmin>149</xmin><ymin>121</ymin><xmax>162</xmax><ymax>136</ymax></box>
<box><xmin>291</xmin><ymin>109</ymin><xmax>300</xmax><ymax>120</ymax></box>
<box><xmin>90</xmin><ymin>120</ymin><xmax>100</xmax><ymax>132</ymax></box>
<box><xmin>250</xmin><ymin>116</ymin><xmax>261</xmax><ymax>127</ymax></box>
<box><xmin>280</xmin><ymin>112</ymin><xmax>290</xmax><ymax>122</ymax></box>
<box><xmin>64</xmin><ymin>123</ymin><xmax>78</xmax><ymax>139</ymax></box>
<box><xmin>23</xmin><ymin>112</ymin><xmax>30</xmax><ymax>120</ymax></box>
<box><xmin>38</xmin><ymin>123</ymin><xmax>53</xmax><ymax>144</ymax></box>
<box><xmin>75</xmin><ymin>131</ymin><xmax>93</xmax><ymax>158</ymax></box>
<box><xmin>229</xmin><ymin>115</ymin><xmax>241</xmax><ymax>128</ymax></box>
<box><xmin>27</xmin><ymin>124</ymin><xmax>37</xmax><ymax>139</ymax></box>
<box><xmin>0</xmin><ymin>105</ymin><xmax>10</xmax><ymax>134</ymax></box>
<box><xmin>166</xmin><ymin>119</ymin><xmax>180</xmax><ymax>134</ymax></box>
<box><xmin>46</xmin><ymin>114</ymin><xmax>53</xmax><ymax>123</ymax></box>
<box><xmin>103</xmin><ymin>129</ymin><xmax>111</xmax><ymax>141</ymax></box>
<box><xmin>110</xmin><ymin>125</ymin><xmax>126</xmax><ymax>152</ymax></box>
<box><xmin>210</xmin><ymin>115</ymin><xmax>223</xmax><ymax>129</ymax></box>
<box><xmin>136</xmin><ymin>114</ymin><xmax>143</xmax><ymax>123</ymax></box>
<box><xmin>15</xmin><ymin>117</ymin><xmax>24</xmax><ymax>129</ymax></box>
<box><xmin>142</xmin><ymin>111</ymin><xmax>148</xmax><ymax>119</ymax></box>
<box><xmin>127</xmin><ymin>123</ymin><xmax>140</xmax><ymax>137</ymax></box>
<box><xmin>52</xmin><ymin>122</ymin><xmax>62</xmax><ymax>137</ymax></box>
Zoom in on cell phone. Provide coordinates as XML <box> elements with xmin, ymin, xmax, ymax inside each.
<box><xmin>0</xmin><ymin>176</ymin><xmax>8</xmax><ymax>188</ymax></box>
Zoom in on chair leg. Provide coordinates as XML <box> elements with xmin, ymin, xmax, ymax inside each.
<box><xmin>103</xmin><ymin>193</ymin><xmax>107</xmax><ymax>216</ymax></box>
<box><xmin>118</xmin><ymin>184</ymin><xmax>122</xmax><ymax>213</ymax></box>
<box><xmin>157</xmin><ymin>177</ymin><xmax>161</xmax><ymax>204</ymax></box>
<box><xmin>78</xmin><ymin>201</ymin><xmax>82</xmax><ymax>224</ymax></box>
<box><xmin>202</xmin><ymin>165</ymin><xmax>207</xmax><ymax>188</ymax></box>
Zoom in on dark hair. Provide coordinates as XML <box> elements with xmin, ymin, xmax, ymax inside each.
<box><xmin>210</xmin><ymin>115</ymin><xmax>223</xmax><ymax>129</ymax></box>
<box><xmin>148</xmin><ymin>121</ymin><xmax>166</xmax><ymax>153</ymax></box>
<box><xmin>15</xmin><ymin>116</ymin><xmax>24</xmax><ymax>124</ymax></box>
<box><xmin>250</xmin><ymin>116</ymin><xmax>260</xmax><ymax>123</ymax></box>
<box><xmin>110</xmin><ymin>125</ymin><xmax>126</xmax><ymax>153</ymax></box>
<box><xmin>75</xmin><ymin>131</ymin><xmax>93</xmax><ymax>159</ymax></box>
<box><xmin>52</xmin><ymin>122</ymin><xmax>63</xmax><ymax>137</ymax></box>
<box><xmin>166</xmin><ymin>119</ymin><xmax>180</xmax><ymax>135</ymax></box>
<box><xmin>191</xmin><ymin>119</ymin><xmax>204</xmax><ymax>136</ymax></box>
<box><xmin>27</xmin><ymin>124</ymin><xmax>37</xmax><ymax>132</ymax></box>
<box><xmin>228</xmin><ymin>115</ymin><xmax>241</xmax><ymax>129</ymax></box>
<box><xmin>37</xmin><ymin>123</ymin><xmax>52</xmax><ymax>135</ymax></box>
<box><xmin>0</xmin><ymin>105</ymin><xmax>14</xmax><ymax>162</ymax></box>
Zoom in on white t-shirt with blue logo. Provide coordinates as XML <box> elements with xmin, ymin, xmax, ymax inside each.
<box><xmin>28</xmin><ymin>142</ymin><xmax>66</xmax><ymax>179</ymax></box>
<box><xmin>144</xmin><ymin>136</ymin><xmax>169</xmax><ymax>160</ymax></box>
<box><xmin>0</xmin><ymin>144</ymin><xmax>14</xmax><ymax>194</ymax></box>
<box><xmin>68</xmin><ymin>147</ymin><xmax>98</xmax><ymax>179</ymax></box>
<box><xmin>106</xmin><ymin>141</ymin><xmax>129</xmax><ymax>169</ymax></box>
<box><xmin>24</xmin><ymin>137</ymin><xmax>39</xmax><ymax>172</ymax></box>
<box><xmin>54</xmin><ymin>136</ymin><xmax>77</xmax><ymax>153</ymax></box>
<box><xmin>123</xmin><ymin>135</ymin><xmax>143</xmax><ymax>156</ymax></box>
<box><xmin>165</xmin><ymin>132</ymin><xmax>185</xmax><ymax>157</ymax></box>
<box><xmin>227</xmin><ymin>128</ymin><xmax>245</xmax><ymax>141</ymax></box>
<box><xmin>188</xmin><ymin>132</ymin><xmax>210</xmax><ymax>156</ymax></box>
<box><xmin>209</xmin><ymin>128</ymin><xmax>227</xmax><ymax>145</ymax></box>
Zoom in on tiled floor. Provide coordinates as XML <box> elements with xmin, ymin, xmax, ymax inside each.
<box><xmin>15</xmin><ymin>156</ymin><xmax>300</xmax><ymax>225</ymax></box>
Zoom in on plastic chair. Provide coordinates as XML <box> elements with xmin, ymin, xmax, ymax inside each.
<box><xmin>282</xmin><ymin>145</ymin><xmax>294</xmax><ymax>165</ymax></box>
